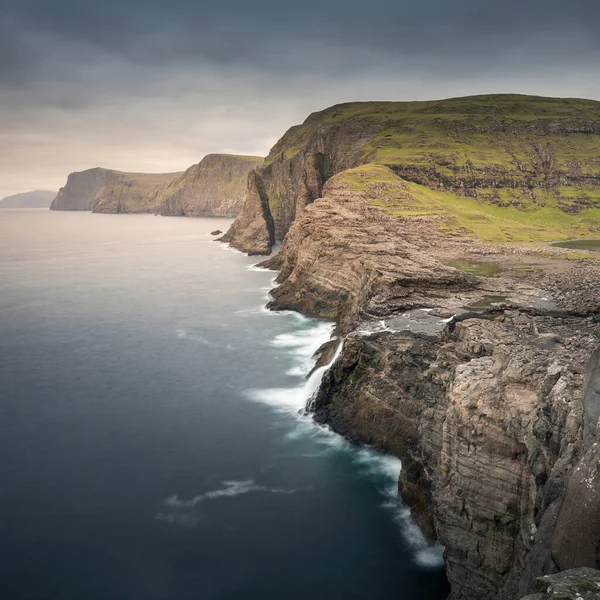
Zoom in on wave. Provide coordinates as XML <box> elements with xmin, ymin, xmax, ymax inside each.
<box><xmin>240</xmin><ymin>269</ymin><xmax>445</xmax><ymax>570</ymax></box>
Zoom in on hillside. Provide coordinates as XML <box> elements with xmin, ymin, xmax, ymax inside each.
<box><xmin>160</xmin><ymin>154</ymin><xmax>263</xmax><ymax>217</ymax></box>
<box><xmin>225</xmin><ymin>94</ymin><xmax>600</xmax><ymax>600</ymax></box>
<box><xmin>0</xmin><ymin>190</ymin><xmax>56</xmax><ymax>208</ymax></box>
<box><xmin>51</xmin><ymin>154</ymin><xmax>261</xmax><ymax>216</ymax></box>
<box><xmin>50</xmin><ymin>168</ymin><xmax>181</xmax><ymax>213</ymax></box>
<box><xmin>223</xmin><ymin>94</ymin><xmax>600</xmax><ymax>253</ymax></box>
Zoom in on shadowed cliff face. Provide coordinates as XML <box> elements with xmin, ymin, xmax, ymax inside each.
<box><xmin>160</xmin><ymin>154</ymin><xmax>262</xmax><ymax>217</ymax></box>
<box><xmin>223</xmin><ymin>94</ymin><xmax>600</xmax><ymax>255</ymax></box>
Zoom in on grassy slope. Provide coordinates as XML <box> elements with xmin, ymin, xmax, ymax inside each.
<box><xmin>93</xmin><ymin>171</ymin><xmax>181</xmax><ymax>212</ymax></box>
<box><xmin>265</xmin><ymin>94</ymin><xmax>600</xmax><ymax>243</ymax></box>
<box><xmin>337</xmin><ymin>164</ymin><xmax>600</xmax><ymax>243</ymax></box>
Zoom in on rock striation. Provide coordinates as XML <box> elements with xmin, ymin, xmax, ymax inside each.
<box><xmin>160</xmin><ymin>154</ymin><xmax>262</xmax><ymax>217</ymax></box>
<box><xmin>227</xmin><ymin>94</ymin><xmax>600</xmax><ymax>599</ymax></box>
<box><xmin>223</xmin><ymin>94</ymin><xmax>600</xmax><ymax>255</ymax></box>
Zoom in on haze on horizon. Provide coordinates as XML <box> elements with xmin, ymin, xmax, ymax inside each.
<box><xmin>1</xmin><ymin>0</ymin><xmax>599</xmax><ymax>198</ymax></box>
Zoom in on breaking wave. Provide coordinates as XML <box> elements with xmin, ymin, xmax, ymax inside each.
<box><xmin>245</xmin><ymin>307</ymin><xmax>445</xmax><ymax>569</ymax></box>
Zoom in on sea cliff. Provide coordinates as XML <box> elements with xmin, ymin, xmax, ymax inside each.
<box><xmin>225</xmin><ymin>94</ymin><xmax>600</xmax><ymax>599</ymax></box>
<box><xmin>50</xmin><ymin>154</ymin><xmax>262</xmax><ymax>216</ymax></box>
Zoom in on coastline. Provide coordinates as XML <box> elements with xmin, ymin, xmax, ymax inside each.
<box><xmin>224</xmin><ymin>240</ymin><xmax>449</xmax><ymax>570</ymax></box>
<box><xmin>220</xmin><ymin>214</ymin><xmax>600</xmax><ymax>600</ymax></box>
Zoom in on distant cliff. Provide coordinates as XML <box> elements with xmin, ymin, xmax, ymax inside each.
<box><xmin>0</xmin><ymin>190</ymin><xmax>56</xmax><ymax>208</ymax></box>
<box><xmin>160</xmin><ymin>154</ymin><xmax>263</xmax><ymax>217</ymax></box>
<box><xmin>50</xmin><ymin>154</ymin><xmax>262</xmax><ymax>216</ymax></box>
<box><xmin>50</xmin><ymin>168</ymin><xmax>181</xmax><ymax>213</ymax></box>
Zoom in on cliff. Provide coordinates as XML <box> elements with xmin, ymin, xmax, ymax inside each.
<box><xmin>0</xmin><ymin>190</ymin><xmax>56</xmax><ymax>208</ymax></box>
<box><xmin>224</xmin><ymin>94</ymin><xmax>600</xmax><ymax>254</ymax></box>
<box><xmin>50</xmin><ymin>154</ymin><xmax>260</xmax><ymax>215</ymax></box>
<box><xmin>50</xmin><ymin>168</ymin><xmax>180</xmax><ymax>212</ymax></box>
<box><xmin>160</xmin><ymin>154</ymin><xmax>262</xmax><ymax>217</ymax></box>
<box><xmin>239</xmin><ymin>95</ymin><xmax>600</xmax><ymax>599</ymax></box>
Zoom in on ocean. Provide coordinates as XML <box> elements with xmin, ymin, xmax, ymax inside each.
<box><xmin>0</xmin><ymin>210</ymin><xmax>449</xmax><ymax>600</ymax></box>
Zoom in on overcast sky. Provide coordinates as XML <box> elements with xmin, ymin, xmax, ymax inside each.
<box><xmin>1</xmin><ymin>0</ymin><xmax>599</xmax><ymax>197</ymax></box>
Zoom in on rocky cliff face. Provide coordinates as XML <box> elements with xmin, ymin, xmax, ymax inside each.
<box><xmin>50</xmin><ymin>168</ymin><xmax>180</xmax><ymax>213</ymax></box>
<box><xmin>160</xmin><ymin>154</ymin><xmax>262</xmax><ymax>217</ymax></box>
<box><xmin>51</xmin><ymin>168</ymin><xmax>115</xmax><ymax>211</ymax></box>
<box><xmin>51</xmin><ymin>154</ymin><xmax>260</xmax><ymax>215</ymax></box>
<box><xmin>239</xmin><ymin>95</ymin><xmax>600</xmax><ymax>600</ymax></box>
<box><xmin>224</xmin><ymin>94</ymin><xmax>600</xmax><ymax>254</ymax></box>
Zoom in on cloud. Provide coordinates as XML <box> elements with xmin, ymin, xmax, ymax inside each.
<box><xmin>1</xmin><ymin>0</ymin><xmax>599</xmax><ymax>197</ymax></box>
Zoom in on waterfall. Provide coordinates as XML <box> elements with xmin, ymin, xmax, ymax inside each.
<box><xmin>304</xmin><ymin>340</ymin><xmax>344</xmax><ymax>413</ymax></box>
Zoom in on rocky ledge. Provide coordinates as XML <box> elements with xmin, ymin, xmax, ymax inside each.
<box><xmin>224</xmin><ymin>95</ymin><xmax>600</xmax><ymax>599</ymax></box>
<box><xmin>521</xmin><ymin>568</ymin><xmax>600</xmax><ymax>600</ymax></box>
<box><xmin>255</xmin><ymin>167</ymin><xmax>600</xmax><ymax>599</ymax></box>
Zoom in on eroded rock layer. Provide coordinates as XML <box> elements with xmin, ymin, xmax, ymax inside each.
<box><xmin>160</xmin><ymin>154</ymin><xmax>262</xmax><ymax>217</ymax></box>
<box><xmin>223</xmin><ymin>94</ymin><xmax>600</xmax><ymax>254</ymax></box>
<box><xmin>250</xmin><ymin>136</ymin><xmax>600</xmax><ymax>599</ymax></box>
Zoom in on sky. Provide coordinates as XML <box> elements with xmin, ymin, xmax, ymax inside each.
<box><xmin>1</xmin><ymin>0</ymin><xmax>599</xmax><ymax>198</ymax></box>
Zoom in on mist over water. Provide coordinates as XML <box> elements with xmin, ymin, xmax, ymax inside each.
<box><xmin>0</xmin><ymin>210</ymin><xmax>449</xmax><ymax>599</ymax></box>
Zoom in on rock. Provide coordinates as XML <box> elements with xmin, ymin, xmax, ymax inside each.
<box><xmin>315</xmin><ymin>315</ymin><xmax>600</xmax><ymax>600</ymax></box>
<box><xmin>50</xmin><ymin>167</ymin><xmax>181</xmax><ymax>212</ymax></box>
<box><xmin>50</xmin><ymin>154</ymin><xmax>262</xmax><ymax>216</ymax></box>
<box><xmin>210</xmin><ymin>230</ymin><xmax>223</xmax><ymax>236</ymax></box>
<box><xmin>520</xmin><ymin>568</ymin><xmax>600</xmax><ymax>599</ymax></box>
<box><xmin>218</xmin><ymin>171</ymin><xmax>275</xmax><ymax>255</ymax></box>
<box><xmin>160</xmin><ymin>154</ymin><xmax>262</xmax><ymax>217</ymax></box>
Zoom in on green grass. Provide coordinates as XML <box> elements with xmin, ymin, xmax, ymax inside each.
<box><xmin>261</xmin><ymin>94</ymin><xmax>600</xmax><ymax>245</ymax></box>
<box><xmin>334</xmin><ymin>164</ymin><xmax>600</xmax><ymax>244</ymax></box>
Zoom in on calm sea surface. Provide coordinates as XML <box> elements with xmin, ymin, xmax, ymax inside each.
<box><xmin>0</xmin><ymin>210</ymin><xmax>449</xmax><ymax>600</ymax></box>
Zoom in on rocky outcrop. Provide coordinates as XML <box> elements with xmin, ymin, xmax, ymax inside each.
<box><xmin>261</xmin><ymin>166</ymin><xmax>479</xmax><ymax>325</ymax></box>
<box><xmin>92</xmin><ymin>171</ymin><xmax>181</xmax><ymax>213</ymax></box>
<box><xmin>160</xmin><ymin>154</ymin><xmax>262</xmax><ymax>217</ymax></box>
<box><xmin>224</xmin><ymin>94</ymin><xmax>600</xmax><ymax>254</ymax></box>
<box><xmin>51</xmin><ymin>168</ymin><xmax>115</xmax><ymax>210</ymax></box>
<box><xmin>50</xmin><ymin>168</ymin><xmax>180</xmax><ymax>212</ymax></box>
<box><xmin>520</xmin><ymin>568</ymin><xmax>600</xmax><ymax>600</ymax></box>
<box><xmin>218</xmin><ymin>171</ymin><xmax>275</xmax><ymax>255</ymax></box>
<box><xmin>314</xmin><ymin>314</ymin><xmax>600</xmax><ymax>600</ymax></box>
<box><xmin>253</xmin><ymin>157</ymin><xmax>600</xmax><ymax>600</ymax></box>
<box><xmin>0</xmin><ymin>190</ymin><xmax>56</xmax><ymax>208</ymax></box>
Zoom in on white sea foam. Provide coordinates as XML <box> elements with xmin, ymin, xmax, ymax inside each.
<box><xmin>392</xmin><ymin>507</ymin><xmax>446</xmax><ymax>568</ymax></box>
<box><xmin>164</xmin><ymin>480</ymin><xmax>298</xmax><ymax>508</ymax></box>
<box><xmin>241</xmin><ymin>267</ymin><xmax>446</xmax><ymax>570</ymax></box>
<box><xmin>219</xmin><ymin>243</ymin><xmax>246</xmax><ymax>256</ymax></box>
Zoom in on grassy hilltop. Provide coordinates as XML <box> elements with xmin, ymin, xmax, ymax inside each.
<box><xmin>262</xmin><ymin>94</ymin><xmax>600</xmax><ymax>243</ymax></box>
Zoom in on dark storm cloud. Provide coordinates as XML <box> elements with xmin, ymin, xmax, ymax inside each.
<box><xmin>3</xmin><ymin>0</ymin><xmax>600</xmax><ymax>79</ymax></box>
<box><xmin>1</xmin><ymin>0</ymin><xmax>599</xmax><ymax>197</ymax></box>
